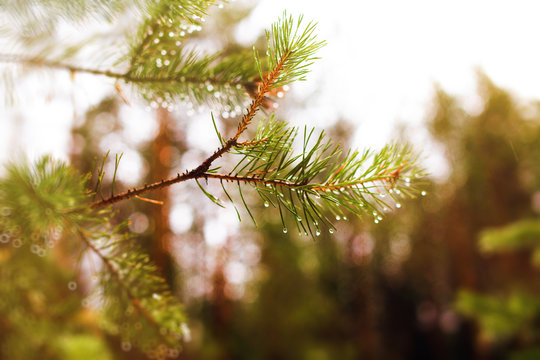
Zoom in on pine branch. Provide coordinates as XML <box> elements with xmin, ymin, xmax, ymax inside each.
<box><xmin>91</xmin><ymin>117</ymin><xmax>425</xmax><ymax>236</ymax></box>
<box><xmin>0</xmin><ymin>157</ymin><xmax>187</xmax><ymax>355</ymax></box>
<box><xmin>210</xmin><ymin>117</ymin><xmax>426</xmax><ymax>235</ymax></box>
<box><xmin>90</xmin><ymin>13</ymin><xmax>324</xmax><ymax>208</ymax></box>
<box><xmin>0</xmin><ymin>53</ymin><xmax>254</xmax><ymax>97</ymax></box>
<box><xmin>76</xmin><ymin>227</ymin><xmax>186</xmax><ymax>352</ymax></box>
<box><xmin>0</xmin><ymin>0</ymin><xmax>260</xmax><ymax>107</ymax></box>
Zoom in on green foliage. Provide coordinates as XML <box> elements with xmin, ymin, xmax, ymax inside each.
<box><xmin>0</xmin><ymin>157</ymin><xmax>188</xmax><ymax>357</ymax></box>
<box><xmin>0</xmin><ymin>247</ymin><xmax>86</xmax><ymax>360</ymax></box>
<box><xmin>126</xmin><ymin>0</ymin><xmax>259</xmax><ymax>106</ymax></box>
<box><xmin>480</xmin><ymin>219</ymin><xmax>540</xmax><ymax>253</ymax></box>
<box><xmin>456</xmin><ymin>290</ymin><xmax>540</xmax><ymax>341</ymax></box>
<box><xmin>0</xmin><ymin>155</ymin><xmax>89</xmax><ymax>243</ymax></box>
<box><xmin>54</xmin><ymin>335</ymin><xmax>114</xmax><ymax>360</ymax></box>
<box><xmin>258</xmin><ymin>12</ymin><xmax>326</xmax><ymax>87</ymax></box>
<box><xmin>509</xmin><ymin>347</ymin><xmax>540</xmax><ymax>360</ymax></box>
<box><xmin>434</xmin><ymin>74</ymin><xmax>540</xmax><ymax>357</ymax></box>
<box><xmin>214</xmin><ymin>117</ymin><xmax>425</xmax><ymax>236</ymax></box>
<box><xmin>94</xmin><ymin>226</ymin><xmax>188</xmax><ymax>355</ymax></box>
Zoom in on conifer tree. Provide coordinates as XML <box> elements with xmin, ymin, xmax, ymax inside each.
<box><xmin>0</xmin><ymin>1</ymin><xmax>426</xmax><ymax>357</ymax></box>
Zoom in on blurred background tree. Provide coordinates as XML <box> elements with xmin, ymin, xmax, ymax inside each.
<box><xmin>178</xmin><ymin>73</ymin><xmax>540</xmax><ymax>360</ymax></box>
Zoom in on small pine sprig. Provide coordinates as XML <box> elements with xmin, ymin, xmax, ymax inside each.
<box><xmin>203</xmin><ymin>117</ymin><xmax>426</xmax><ymax>236</ymax></box>
<box><xmin>78</xmin><ymin>223</ymin><xmax>187</xmax><ymax>356</ymax></box>
<box><xmin>0</xmin><ymin>157</ymin><xmax>188</xmax><ymax>356</ymax></box>
<box><xmin>126</xmin><ymin>0</ymin><xmax>259</xmax><ymax>107</ymax></box>
<box><xmin>257</xmin><ymin>12</ymin><xmax>326</xmax><ymax>88</ymax></box>
<box><xmin>0</xmin><ymin>155</ymin><xmax>90</xmax><ymax>243</ymax></box>
<box><xmin>0</xmin><ymin>0</ymin><xmax>260</xmax><ymax>108</ymax></box>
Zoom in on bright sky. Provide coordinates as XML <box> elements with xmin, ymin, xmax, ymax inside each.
<box><xmin>3</xmin><ymin>0</ymin><xmax>540</xmax><ymax>175</ymax></box>
<box><xmin>239</xmin><ymin>0</ymin><xmax>540</xmax><ymax>155</ymax></box>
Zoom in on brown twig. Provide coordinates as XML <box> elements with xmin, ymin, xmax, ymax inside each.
<box><xmin>89</xmin><ymin>169</ymin><xmax>401</xmax><ymax>209</ymax></box>
<box><xmin>0</xmin><ymin>54</ymin><xmax>250</xmax><ymax>87</ymax></box>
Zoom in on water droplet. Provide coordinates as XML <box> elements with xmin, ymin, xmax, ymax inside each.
<box><xmin>218</xmin><ymin>3</ymin><xmax>224</xmax><ymax>8</ymax></box>
<box><xmin>121</xmin><ymin>341</ymin><xmax>132</xmax><ymax>351</ymax></box>
<box><xmin>68</xmin><ymin>281</ymin><xmax>77</xmax><ymax>291</ymax></box>
<box><xmin>152</xmin><ymin>293</ymin><xmax>162</xmax><ymax>300</ymax></box>
<box><xmin>161</xmin><ymin>50</ymin><xmax>167</xmax><ymax>56</ymax></box>
<box><xmin>264</xmin><ymin>202</ymin><xmax>269</xmax><ymax>208</ymax></box>
<box><xmin>396</xmin><ymin>203</ymin><xmax>402</xmax><ymax>208</ymax></box>
<box><xmin>395</xmin><ymin>189</ymin><xmax>401</xmax><ymax>195</ymax></box>
<box><xmin>168</xmin><ymin>31</ymin><xmax>175</xmax><ymax>37</ymax></box>
<box><xmin>283</xmin><ymin>228</ymin><xmax>288</xmax><ymax>234</ymax></box>
<box><xmin>0</xmin><ymin>233</ymin><xmax>10</xmax><ymax>243</ymax></box>
<box><xmin>297</xmin><ymin>217</ymin><xmax>302</xmax><ymax>222</ymax></box>
<box><xmin>377</xmin><ymin>216</ymin><xmax>383</xmax><ymax>221</ymax></box>
<box><xmin>342</xmin><ymin>216</ymin><xmax>348</xmax><ymax>221</ymax></box>
<box><xmin>164</xmin><ymin>60</ymin><xmax>170</xmax><ymax>66</ymax></box>
<box><xmin>329</xmin><ymin>229</ymin><xmax>334</xmax><ymax>234</ymax></box>
<box><xmin>372</xmin><ymin>211</ymin><xmax>378</xmax><ymax>217</ymax></box>
<box><xmin>335</xmin><ymin>215</ymin><xmax>341</xmax><ymax>221</ymax></box>
<box><xmin>313</xmin><ymin>220</ymin><xmax>318</xmax><ymax>226</ymax></box>
<box><xmin>207</xmin><ymin>84</ymin><xmax>214</xmax><ymax>91</ymax></box>
<box><xmin>405</xmin><ymin>177</ymin><xmax>411</xmax><ymax>183</ymax></box>
<box><xmin>12</xmin><ymin>239</ymin><xmax>22</xmax><ymax>248</ymax></box>
<box><xmin>421</xmin><ymin>191</ymin><xmax>427</xmax><ymax>196</ymax></box>
<box><xmin>374</xmin><ymin>219</ymin><xmax>379</xmax><ymax>224</ymax></box>
<box><xmin>316</xmin><ymin>230</ymin><xmax>321</xmax><ymax>236</ymax></box>
<box><xmin>153</xmin><ymin>38</ymin><xmax>160</xmax><ymax>44</ymax></box>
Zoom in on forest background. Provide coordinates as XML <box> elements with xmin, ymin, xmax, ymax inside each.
<box><xmin>2</xmin><ymin>1</ymin><xmax>540</xmax><ymax>359</ymax></box>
